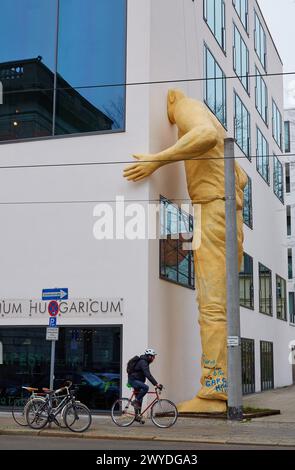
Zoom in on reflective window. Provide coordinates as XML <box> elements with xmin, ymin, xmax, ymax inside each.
<box><xmin>256</xmin><ymin>127</ymin><xmax>269</xmax><ymax>184</ymax></box>
<box><xmin>286</xmin><ymin>162</ymin><xmax>291</xmax><ymax>193</ymax></box>
<box><xmin>241</xmin><ymin>338</ymin><xmax>255</xmax><ymax>395</ymax></box>
<box><xmin>0</xmin><ymin>0</ymin><xmax>127</xmax><ymax>142</ymax></box>
<box><xmin>234</xmin><ymin>92</ymin><xmax>250</xmax><ymax>158</ymax></box>
<box><xmin>272</xmin><ymin>100</ymin><xmax>282</xmax><ymax>149</ymax></box>
<box><xmin>203</xmin><ymin>0</ymin><xmax>226</xmax><ymax>51</ymax></box>
<box><xmin>233</xmin><ymin>0</ymin><xmax>249</xmax><ymax>32</ymax></box>
<box><xmin>160</xmin><ymin>196</ymin><xmax>194</xmax><ymax>289</ymax></box>
<box><xmin>243</xmin><ymin>176</ymin><xmax>252</xmax><ymax>228</ymax></box>
<box><xmin>288</xmin><ymin>248</ymin><xmax>293</xmax><ymax>280</ymax></box>
<box><xmin>285</xmin><ymin>121</ymin><xmax>291</xmax><ymax>153</ymax></box>
<box><xmin>287</xmin><ymin>205</ymin><xmax>292</xmax><ymax>236</ymax></box>
<box><xmin>255</xmin><ymin>67</ymin><xmax>268</xmax><ymax>124</ymax></box>
<box><xmin>0</xmin><ymin>326</ymin><xmax>121</xmax><ymax>411</ymax></box>
<box><xmin>254</xmin><ymin>11</ymin><xmax>267</xmax><ymax>70</ymax></box>
<box><xmin>276</xmin><ymin>275</ymin><xmax>287</xmax><ymax>321</ymax></box>
<box><xmin>204</xmin><ymin>45</ymin><xmax>227</xmax><ymax>127</ymax></box>
<box><xmin>259</xmin><ymin>263</ymin><xmax>272</xmax><ymax>316</ymax></box>
<box><xmin>233</xmin><ymin>25</ymin><xmax>249</xmax><ymax>93</ymax></box>
<box><xmin>239</xmin><ymin>253</ymin><xmax>254</xmax><ymax>309</ymax></box>
<box><xmin>273</xmin><ymin>155</ymin><xmax>284</xmax><ymax>203</ymax></box>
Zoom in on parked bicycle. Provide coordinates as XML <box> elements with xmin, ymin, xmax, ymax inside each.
<box><xmin>111</xmin><ymin>386</ymin><xmax>178</xmax><ymax>428</ymax></box>
<box><xmin>12</xmin><ymin>387</ymin><xmax>46</xmax><ymax>427</ymax></box>
<box><xmin>25</xmin><ymin>381</ymin><xmax>92</xmax><ymax>433</ymax></box>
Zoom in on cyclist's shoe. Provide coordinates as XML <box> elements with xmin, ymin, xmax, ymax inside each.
<box><xmin>134</xmin><ymin>415</ymin><xmax>145</xmax><ymax>424</ymax></box>
<box><xmin>131</xmin><ymin>400</ymin><xmax>141</xmax><ymax>410</ymax></box>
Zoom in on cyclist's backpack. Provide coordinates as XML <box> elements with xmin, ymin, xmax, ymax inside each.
<box><xmin>126</xmin><ymin>355</ymin><xmax>140</xmax><ymax>375</ymax></box>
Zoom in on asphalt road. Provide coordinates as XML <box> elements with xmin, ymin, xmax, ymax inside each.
<box><xmin>0</xmin><ymin>435</ymin><xmax>294</xmax><ymax>450</ymax></box>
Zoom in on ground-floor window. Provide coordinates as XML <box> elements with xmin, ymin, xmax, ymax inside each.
<box><xmin>0</xmin><ymin>325</ymin><xmax>121</xmax><ymax>411</ymax></box>
<box><xmin>241</xmin><ymin>338</ymin><xmax>255</xmax><ymax>395</ymax></box>
<box><xmin>260</xmin><ymin>340</ymin><xmax>274</xmax><ymax>391</ymax></box>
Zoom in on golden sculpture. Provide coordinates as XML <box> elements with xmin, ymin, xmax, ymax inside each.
<box><xmin>123</xmin><ymin>90</ymin><xmax>247</xmax><ymax>413</ymax></box>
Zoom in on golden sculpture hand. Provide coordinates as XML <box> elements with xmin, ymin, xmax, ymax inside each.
<box><xmin>123</xmin><ymin>154</ymin><xmax>161</xmax><ymax>182</ymax></box>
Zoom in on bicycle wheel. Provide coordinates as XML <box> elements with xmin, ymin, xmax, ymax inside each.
<box><xmin>25</xmin><ymin>397</ymin><xmax>49</xmax><ymax>430</ymax></box>
<box><xmin>12</xmin><ymin>397</ymin><xmax>29</xmax><ymax>426</ymax></box>
<box><xmin>64</xmin><ymin>403</ymin><xmax>92</xmax><ymax>432</ymax></box>
<box><xmin>151</xmin><ymin>399</ymin><xmax>178</xmax><ymax>428</ymax></box>
<box><xmin>111</xmin><ymin>398</ymin><xmax>136</xmax><ymax>427</ymax></box>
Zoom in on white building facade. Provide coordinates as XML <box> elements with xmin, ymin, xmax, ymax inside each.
<box><xmin>0</xmin><ymin>0</ymin><xmax>293</xmax><ymax>411</ymax></box>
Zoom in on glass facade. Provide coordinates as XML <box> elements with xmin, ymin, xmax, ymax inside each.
<box><xmin>288</xmin><ymin>248</ymin><xmax>293</xmax><ymax>280</ymax></box>
<box><xmin>233</xmin><ymin>25</ymin><xmax>249</xmax><ymax>93</ymax></box>
<box><xmin>284</xmin><ymin>121</ymin><xmax>291</xmax><ymax>153</ymax></box>
<box><xmin>241</xmin><ymin>338</ymin><xmax>255</xmax><ymax>395</ymax></box>
<box><xmin>239</xmin><ymin>253</ymin><xmax>254</xmax><ymax>309</ymax></box>
<box><xmin>254</xmin><ymin>11</ymin><xmax>267</xmax><ymax>70</ymax></box>
<box><xmin>287</xmin><ymin>205</ymin><xmax>292</xmax><ymax>236</ymax></box>
<box><xmin>233</xmin><ymin>0</ymin><xmax>248</xmax><ymax>32</ymax></box>
<box><xmin>234</xmin><ymin>92</ymin><xmax>250</xmax><ymax>158</ymax></box>
<box><xmin>255</xmin><ymin>67</ymin><xmax>268</xmax><ymax>124</ymax></box>
<box><xmin>260</xmin><ymin>341</ymin><xmax>274</xmax><ymax>391</ymax></box>
<box><xmin>272</xmin><ymin>100</ymin><xmax>282</xmax><ymax>149</ymax></box>
<box><xmin>204</xmin><ymin>45</ymin><xmax>227</xmax><ymax>127</ymax></box>
<box><xmin>243</xmin><ymin>176</ymin><xmax>253</xmax><ymax>228</ymax></box>
<box><xmin>203</xmin><ymin>0</ymin><xmax>226</xmax><ymax>51</ymax></box>
<box><xmin>160</xmin><ymin>196</ymin><xmax>194</xmax><ymax>289</ymax></box>
<box><xmin>286</xmin><ymin>162</ymin><xmax>291</xmax><ymax>193</ymax></box>
<box><xmin>0</xmin><ymin>0</ymin><xmax>127</xmax><ymax>142</ymax></box>
<box><xmin>256</xmin><ymin>127</ymin><xmax>269</xmax><ymax>184</ymax></box>
<box><xmin>259</xmin><ymin>262</ymin><xmax>272</xmax><ymax>316</ymax></box>
<box><xmin>276</xmin><ymin>275</ymin><xmax>287</xmax><ymax>321</ymax></box>
<box><xmin>273</xmin><ymin>156</ymin><xmax>284</xmax><ymax>203</ymax></box>
<box><xmin>0</xmin><ymin>326</ymin><xmax>121</xmax><ymax>411</ymax></box>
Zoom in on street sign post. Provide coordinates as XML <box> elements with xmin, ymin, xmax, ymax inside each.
<box><xmin>46</xmin><ymin>298</ymin><xmax>61</xmax><ymax>390</ymax></box>
<box><xmin>42</xmin><ymin>288</ymin><xmax>68</xmax><ymax>301</ymax></box>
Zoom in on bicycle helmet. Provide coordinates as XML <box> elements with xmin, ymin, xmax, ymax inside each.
<box><xmin>144</xmin><ymin>348</ymin><xmax>157</xmax><ymax>356</ymax></box>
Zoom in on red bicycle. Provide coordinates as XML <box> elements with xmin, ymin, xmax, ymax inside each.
<box><xmin>111</xmin><ymin>386</ymin><xmax>178</xmax><ymax>428</ymax></box>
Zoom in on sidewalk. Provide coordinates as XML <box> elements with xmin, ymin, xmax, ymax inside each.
<box><xmin>0</xmin><ymin>386</ymin><xmax>295</xmax><ymax>447</ymax></box>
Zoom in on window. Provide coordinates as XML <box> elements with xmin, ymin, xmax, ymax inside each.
<box><xmin>286</xmin><ymin>162</ymin><xmax>291</xmax><ymax>193</ymax></box>
<box><xmin>285</xmin><ymin>121</ymin><xmax>291</xmax><ymax>153</ymax></box>
<box><xmin>287</xmin><ymin>205</ymin><xmax>292</xmax><ymax>236</ymax></box>
<box><xmin>204</xmin><ymin>45</ymin><xmax>227</xmax><ymax>127</ymax></box>
<box><xmin>0</xmin><ymin>0</ymin><xmax>127</xmax><ymax>142</ymax></box>
<box><xmin>272</xmin><ymin>100</ymin><xmax>282</xmax><ymax>149</ymax></box>
<box><xmin>288</xmin><ymin>248</ymin><xmax>293</xmax><ymax>280</ymax></box>
<box><xmin>239</xmin><ymin>253</ymin><xmax>254</xmax><ymax>309</ymax></box>
<box><xmin>160</xmin><ymin>196</ymin><xmax>194</xmax><ymax>289</ymax></box>
<box><xmin>233</xmin><ymin>0</ymin><xmax>248</xmax><ymax>32</ymax></box>
<box><xmin>256</xmin><ymin>127</ymin><xmax>269</xmax><ymax>184</ymax></box>
<box><xmin>203</xmin><ymin>0</ymin><xmax>226</xmax><ymax>51</ymax></box>
<box><xmin>241</xmin><ymin>338</ymin><xmax>255</xmax><ymax>395</ymax></box>
<box><xmin>276</xmin><ymin>275</ymin><xmax>287</xmax><ymax>321</ymax></box>
<box><xmin>289</xmin><ymin>292</ymin><xmax>295</xmax><ymax>324</ymax></box>
<box><xmin>234</xmin><ymin>92</ymin><xmax>250</xmax><ymax>158</ymax></box>
<box><xmin>255</xmin><ymin>67</ymin><xmax>268</xmax><ymax>124</ymax></box>
<box><xmin>0</xmin><ymin>326</ymin><xmax>121</xmax><ymax>411</ymax></box>
<box><xmin>273</xmin><ymin>156</ymin><xmax>284</xmax><ymax>203</ymax></box>
<box><xmin>260</xmin><ymin>341</ymin><xmax>274</xmax><ymax>391</ymax></box>
<box><xmin>254</xmin><ymin>11</ymin><xmax>267</xmax><ymax>70</ymax></box>
<box><xmin>259</xmin><ymin>262</ymin><xmax>272</xmax><ymax>316</ymax></box>
<box><xmin>243</xmin><ymin>176</ymin><xmax>253</xmax><ymax>228</ymax></box>
<box><xmin>233</xmin><ymin>25</ymin><xmax>249</xmax><ymax>93</ymax></box>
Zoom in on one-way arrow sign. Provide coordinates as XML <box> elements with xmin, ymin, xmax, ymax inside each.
<box><xmin>42</xmin><ymin>288</ymin><xmax>68</xmax><ymax>301</ymax></box>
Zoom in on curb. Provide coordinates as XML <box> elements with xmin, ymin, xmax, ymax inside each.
<box><xmin>1</xmin><ymin>427</ymin><xmax>295</xmax><ymax>448</ymax></box>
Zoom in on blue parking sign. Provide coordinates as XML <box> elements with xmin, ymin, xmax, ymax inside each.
<box><xmin>49</xmin><ymin>317</ymin><xmax>57</xmax><ymax>327</ymax></box>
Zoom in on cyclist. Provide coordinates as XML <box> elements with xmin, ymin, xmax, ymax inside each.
<box><xmin>127</xmin><ymin>348</ymin><xmax>163</xmax><ymax>414</ymax></box>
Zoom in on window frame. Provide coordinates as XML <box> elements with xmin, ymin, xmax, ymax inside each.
<box><xmin>258</xmin><ymin>262</ymin><xmax>273</xmax><ymax>316</ymax></box>
<box><xmin>272</xmin><ymin>100</ymin><xmax>283</xmax><ymax>150</ymax></box>
<box><xmin>243</xmin><ymin>175</ymin><xmax>253</xmax><ymax>229</ymax></box>
<box><xmin>273</xmin><ymin>155</ymin><xmax>284</xmax><ymax>204</ymax></box>
<box><xmin>203</xmin><ymin>0</ymin><xmax>226</xmax><ymax>52</ymax></box>
<box><xmin>256</xmin><ymin>127</ymin><xmax>270</xmax><ymax>185</ymax></box>
<box><xmin>233</xmin><ymin>23</ymin><xmax>250</xmax><ymax>93</ymax></box>
<box><xmin>284</xmin><ymin>121</ymin><xmax>291</xmax><ymax>153</ymax></box>
<box><xmin>234</xmin><ymin>91</ymin><xmax>251</xmax><ymax>159</ymax></box>
<box><xmin>254</xmin><ymin>11</ymin><xmax>267</xmax><ymax>71</ymax></box>
<box><xmin>239</xmin><ymin>252</ymin><xmax>254</xmax><ymax>310</ymax></box>
<box><xmin>255</xmin><ymin>66</ymin><xmax>268</xmax><ymax>125</ymax></box>
<box><xmin>232</xmin><ymin>0</ymin><xmax>249</xmax><ymax>33</ymax></box>
<box><xmin>204</xmin><ymin>43</ymin><xmax>227</xmax><ymax>128</ymax></box>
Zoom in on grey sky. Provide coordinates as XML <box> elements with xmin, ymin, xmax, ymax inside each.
<box><xmin>258</xmin><ymin>0</ymin><xmax>295</xmax><ymax>108</ymax></box>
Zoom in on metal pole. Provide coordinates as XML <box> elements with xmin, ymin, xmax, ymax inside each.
<box><xmin>224</xmin><ymin>138</ymin><xmax>243</xmax><ymax>421</ymax></box>
<box><xmin>49</xmin><ymin>340</ymin><xmax>55</xmax><ymax>390</ymax></box>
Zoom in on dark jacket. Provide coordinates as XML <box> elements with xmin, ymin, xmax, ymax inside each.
<box><xmin>128</xmin><ymin>354</ymin><xmax>157</xmax><ymax>386</ymax></box>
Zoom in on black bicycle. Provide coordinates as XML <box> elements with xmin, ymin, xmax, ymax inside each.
<box><xmin>25</xmin><ymin>381</ymin><xmax>92</xmax><ymax>433</ymax></box>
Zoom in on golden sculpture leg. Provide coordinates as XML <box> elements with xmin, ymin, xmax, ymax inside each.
<box><xmin>177</xmin><ymin>202</ymin><xmax>244</xmax><ymax>413</ymax></box>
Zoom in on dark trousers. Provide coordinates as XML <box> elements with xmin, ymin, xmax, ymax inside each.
<box><xmin>128</xmin><ymin>378</ymin><xmax>149</xmax><ymax>404</ymax></box>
